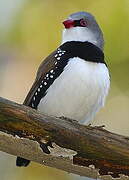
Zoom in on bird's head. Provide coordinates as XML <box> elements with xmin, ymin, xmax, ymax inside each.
<box><xmin>62</xmin><ymin>12</ymin><xmax>104</xmax><ymax>50</ymax></box>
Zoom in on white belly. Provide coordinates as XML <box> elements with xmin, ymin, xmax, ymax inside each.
<box><xmin>38</xmin><ymin>57</ymin><xmax>110</xmax><ymax>124</ymax></box>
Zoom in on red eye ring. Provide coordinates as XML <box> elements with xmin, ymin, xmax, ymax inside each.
<box><xmin>80</xmin><ymin>19</ymin><xmax>87</xmax><ymax>27</ymax></box>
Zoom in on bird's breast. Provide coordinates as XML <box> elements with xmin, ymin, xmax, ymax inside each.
<box><xmin>38</xmin><ymin>57</ymin><xmax>110</xmax><ymax>124</ymax></box>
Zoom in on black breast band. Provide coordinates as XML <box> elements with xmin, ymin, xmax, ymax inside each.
<box><xmin>60</xmin><ymin>41</ymin><xmax>105</xmax><ymax>64</ymax></box>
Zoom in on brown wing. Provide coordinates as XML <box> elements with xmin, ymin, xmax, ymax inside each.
<box><xmin>23</xmin><ymin>50</ymin><xmax>57</xmax><ymax>106</ymax></box>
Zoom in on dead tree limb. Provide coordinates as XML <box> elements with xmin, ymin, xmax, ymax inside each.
<box><xmin>0</xmin><ymin>97</ymin><xmax>129</xmax><ymax>180</ymax></box>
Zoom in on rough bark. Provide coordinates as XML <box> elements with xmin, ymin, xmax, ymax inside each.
<box><xmin>0</xmin><ymin>97</ymin><xmax>129</xmax><ymax>180</ymax></box>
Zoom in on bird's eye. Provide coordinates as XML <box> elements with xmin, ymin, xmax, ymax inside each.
<box><xmin>80</xmin><ymin>19</ymin><xmax>87</xmax><ymax>27</ymax></box>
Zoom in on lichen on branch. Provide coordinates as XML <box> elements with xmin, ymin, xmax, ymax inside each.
<box><xmin>0</xmin><ymin>97</ymin><xmax>129</xmax><ymax>179</ymax></box>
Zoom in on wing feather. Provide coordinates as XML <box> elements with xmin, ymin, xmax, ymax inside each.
<box><xmin>23</xmin><ymin>50</ymin><xmax>56</xmax><ymax>106</ymax></box>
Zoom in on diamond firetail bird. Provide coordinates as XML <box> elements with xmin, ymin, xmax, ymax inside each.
<box><xmin>16</xmin><ymin>12</ymin><xmax>110</xmax><ymax>167</ymax></box>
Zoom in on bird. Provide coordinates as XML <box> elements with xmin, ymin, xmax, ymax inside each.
<box><xmin>16</xmin><ymin>11</ymin><xmax>110</xmax><ymax>167</ymax></box>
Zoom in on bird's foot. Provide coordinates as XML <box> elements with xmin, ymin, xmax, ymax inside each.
<box><xmin>59</xmin><ymin>116</ymin><xmax>78</xmax><ymax>123</ymax></box>
<box><xmin>94</xmin><ymin>125</ymin><xmax>105</xmax><ymax>129</ymax></box>
<box><xmin>59</xmin><ymin>116</ymin><xmax>70</xmax><ymax>120</ymax></box>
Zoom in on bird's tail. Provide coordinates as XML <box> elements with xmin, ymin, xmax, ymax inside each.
<box><xmin>16</xmin><ymin>157</ymin><xmax>30</xmax><ymax>167</ymax></box>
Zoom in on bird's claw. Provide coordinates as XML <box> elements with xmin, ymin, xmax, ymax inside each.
<box><xmin>94</xmin><ymin>125</ymin><xmax>105</xmax><ymax>129</ymax></box>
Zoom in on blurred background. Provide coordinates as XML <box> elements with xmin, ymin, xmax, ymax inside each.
<box><xmin>0</xmin><ymin>0</ymin><xmax>129</xmax><ymax>180</ymax></box>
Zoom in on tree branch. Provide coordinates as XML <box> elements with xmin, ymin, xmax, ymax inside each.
<box><xmin>0</xmin><ymin>97</ymin><xmax>129</xmax><ymax>180</ymax></box>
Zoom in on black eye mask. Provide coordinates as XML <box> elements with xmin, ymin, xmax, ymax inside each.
<box><xmin>74</xmin><ymin>19</ymin><xmax>87</xmax><ymax>27</ymax></box>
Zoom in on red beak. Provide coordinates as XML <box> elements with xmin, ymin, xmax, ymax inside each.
<box><xmin>63</xmin><ymin>20</ymin><xmax>75</xmax><ymax>29</ymax></box>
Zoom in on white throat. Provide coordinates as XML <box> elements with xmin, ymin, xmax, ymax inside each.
<box><xmin>62</xmin><ymin>27</ymin><xmax>103</xmax><ymax>50</ymax></box>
